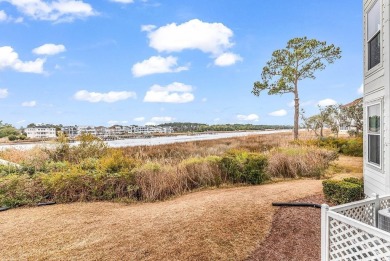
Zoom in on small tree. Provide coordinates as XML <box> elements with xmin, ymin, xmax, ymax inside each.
<box><xmin>323</xmin><ymin>105</ymin><xmax>342</xmax><ymax>138</ymax></box>
<box><xmin>301</xmin><ymin>106</ymin><xmax>329</xmax><ymax>138</ymax></box>
<box><xmin>340</xmin><ymin>100</ymin><xmax>363</xmax><ymax>137</ymax></box>
<box><xmin>252</xmin><ymin>37</ymin><xmax>341</xmax><ymax>140</ymax></box>
<box><xmin>301</xmin><ymin>104</ymin><xmax>342</xmax><ymax>138</ymax></box>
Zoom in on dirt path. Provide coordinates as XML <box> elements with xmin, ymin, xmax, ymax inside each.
<box><xmin>246</xmin><ymin>194</ymin><xmax>326</xmax><ymax>261</ymax></box>
<box><xmin>0</xmin><ymin>179</ymin><xmax>323</xmax><ymax>261</ymax></box>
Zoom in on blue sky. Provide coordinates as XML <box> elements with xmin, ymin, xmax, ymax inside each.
<box><xmin>0</xmin><ymin>0</ymin><xmax>362</xmax><ymax>127</ymax></box>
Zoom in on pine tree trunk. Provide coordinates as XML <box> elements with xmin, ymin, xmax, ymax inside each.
<box><xmin>294</xmin><ymin>82</ymin><xmax>299</xmax><ymax>140</ymax></box>
<box><xmin>294</xmin><ymin>98</ymin><xmax>299</xmax><ymax>140</ymax></box>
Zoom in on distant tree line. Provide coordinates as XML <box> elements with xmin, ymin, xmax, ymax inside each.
<box><xmin>158</xmin><ymin>122</ymin><xmax>292</xmax><ymax>133</ymax></box>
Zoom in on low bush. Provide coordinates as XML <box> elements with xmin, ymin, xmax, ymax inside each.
<box><xmin>266</xmin><ymin>146</ymin><xmax>338</xmax><ymax>179</ymax></box>
<box><xmin>8</xmin><ymin>135</ymin><xmax>17</xmax><ymax>141</ymax></box>
<box><xmin>339</xmin><ymin>138</ymin><xmax>363</xmax><ymax>157</ymax></box>
<box><xmin>46</xmin><ymin>133</ymin><xmax>108</xmax><ymax>164</ymax></box>
<box><xmin>0</xmin><ymin>165</ymin><xmax>20</xmax><ymax>177</ymax></box>
<box><xmin>323</xmin><ymin>178</ymin><xmax>364</xmax><ymax>204</ymax></box>
<box><xmin>220</xmin><ymin>150</ymin><xmax>269</xmax><ymax>184</ymax></box>
<box><xmin>99</xmin><ymin>150</ymin><xmax>140</xmax><ymax>173</ymax></box>
<box><xmin>294</xmin><ymin>137</ymin><xmax>363</xmax><ymax>157</ymax></box>
<box><xmin>180</xmin><ymin>156</ymin><xmax>224</xmax><ymax>188</ymax></box>
<box><xmin>39</xmin><ymin>169</ymin><xmax>136</xmax><ymax>202</ymax></box>
<box><xmin>0</xmin><ymin>174</ymin><xmax>45</xmax><ymax>207</ymax></box>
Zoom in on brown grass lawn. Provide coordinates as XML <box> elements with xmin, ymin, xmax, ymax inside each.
<box><xmin>327</xmin><ymin>155</ymin><xmax>363</xmax><ymax>180</ymax></box>
<box><xmin>0</xmin><ymin>156</ymin><xmax>362</xmax><ymax>261</ymax></box>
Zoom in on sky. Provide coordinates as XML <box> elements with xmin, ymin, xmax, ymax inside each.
<box><xmin>0</xmin><ymin>0</ymin><xmax>363</xmax><ymax>127</ymax></box>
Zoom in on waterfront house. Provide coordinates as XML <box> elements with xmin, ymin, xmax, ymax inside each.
<box><xmin>25</xmin><ymin>127</ymin><xmax>56</xmax><ymax>139</ymax></box>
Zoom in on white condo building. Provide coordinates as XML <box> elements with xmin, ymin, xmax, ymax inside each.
<box><xmin>25</xmin><ymin>128</ymin><xmax>57</xmax><ymax>139</ymax></box>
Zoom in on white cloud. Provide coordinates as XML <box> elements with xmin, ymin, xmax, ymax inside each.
<box><xmin>145</xmin><ymin>121</ymin><xmax>156</xmax><ymax>126</ymax></box>
<box><xmin>132</xmin><ymin>56</ymin><xmax>188</xmax><ymax>77</ymax></box>
<box><xmin>14</xmin><ymin>17</ymin><xmax>23</xmax><ymax>23</ymax></box>
<box><xmin>214</xmin><ymin>52</ymin><xmax>242</xmax><ymax>66</ymax></box>
<box><xmin>5</xmin><ymin>0</ymin><xmax>97</xmax><ymax>22</ymax></box>
<box><xmin>150</xmin><ymin>116</ymin><xmax>174</xmax><ymax>122</ymax></box>
<box><xmin>0</xmin><ymin>46</ymin><xmax>45</xmax><ymax>73</ymax></box>
<box><xmin>144</xmin><ymin>19</ymin><xmax>234</xmax><ymax>55</ymax></box>
<box><xmin>287</xmin><ymin>100</ymin><xmax>315</xmax><ymax>107</ymax></box>
<box><xmin>269</xmin><ymin>109</ymin><xmax>287</xmax><ymax>117</ymax></box>
<box><xmin>22</xmin><ymin>100</ymin><xmax>37</xmax><ymax>107</ymax></box>
<box><xmin>237</xmin><ymin>114</ymin><xmax>259</xmax><ymax>121</ymax></box>
<box><xmin>134</xmin><ymin>117</ymin><xmax>145</xmax><ymax>122</ymax></box>
<box><xmin>144</xmin><ymin>82</ymin><xmax>195</xmax><ymax>103</ymax></box>
<box><xmin>0</xmin><ymin>10</ymin><xmax>8</xmax><ymax>21</ymax></box>
<box><xmin>0</xmin><ymin>88</ymin><xmax>8</xmax><ymax>98</ymax></box>
<box><xmin>318</xmin><ymin>98</ymin><xmax>337</xmax><ymax>107</ymax></box>
<box><xmin>141</xmin><ymin>24</ymin><xmax>156</xmax><ymax>32</ymax></box>
<box><xmin>201</xmin><ymin>97</ymin><xmax>207</xmax><ymax>102</ymax></box>
<box><xmin>33</xmin><ymin>43</ymin><xmax>66</xmax><ymax>55</ymax></box>
<box><xmin>107</xmin><ymin>120</ymin><xmax>128</xmax><ymax>126</ymax></box>
<box><xmin>358</xmin><ymin>84</ymin><xmax>363</xmax><ymax>95</ymax></box>
<box><xmin>110</xmin><ymin>0</ymin><xmax>134</xmax><ymax>3</ymax></box>
<box><xmin>16</xmin><ymin>119</ymin><xmax>26</xmax><ymax>124</ymax></box>
<box><xmin>74</xmin><ymin>90</ymin><xmax>136</xmax><ymax>103</ymax></box>
<box><xmin>214</xmin><ymin>118</ymin><xmax>220</xmax><ymax>122</ymax></box>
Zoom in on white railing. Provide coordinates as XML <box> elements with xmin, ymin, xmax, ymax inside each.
<box><xmin>322</xmin><ymin>194</ymin><xmax>390</xmax><ymax>260</ymax></box>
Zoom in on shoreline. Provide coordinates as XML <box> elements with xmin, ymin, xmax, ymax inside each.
<box><xmin>0</xmin><ymin>130</ymin><xmax>292</xmax><ymax>151</ymax></box>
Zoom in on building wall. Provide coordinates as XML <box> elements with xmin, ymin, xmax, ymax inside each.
<box><xmin>363</xmin><ymin>0</ymin><xmax>390</xmax><ymax>195</ymax></box>
<box><xmin>25</xmin><ymin>128</ymin><xmax>57</xmax><ymax>139</ymax></box>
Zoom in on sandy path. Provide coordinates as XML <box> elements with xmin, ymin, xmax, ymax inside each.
<box><xmin>0</xmin><ymin>179</ymin><xmax>323</xmax><ymax>261</ymax></box>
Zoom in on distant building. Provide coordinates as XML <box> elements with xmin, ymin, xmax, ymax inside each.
<box><xmin>77</xmin><ymin>126</ymin><xmax>97</xmax><ymax>136</ymax></box>
<box><xmin>60</xmin><ymin>125</ymin><xmax>173</xmax><ymax>138</ymax></box>
<box><xmin>25</xmin><ymin>128</ymin><xmax>56</xmax><ymax>139</ymax></box>
<box><xmin>134</xmin><ymin>126</ymin><xmax>173</xmax><ymax>134</ymax></box>
<box><xmin>62</xmin><ymin>126</ymin><xmax>78</xmax><ymax>137</ymax></box>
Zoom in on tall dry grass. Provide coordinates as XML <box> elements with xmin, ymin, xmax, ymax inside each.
<box><xmin>0</xmin><ymin>131</ymin><xmax>341</xmax><ymax>206</ymax></box>
<box><xmin>121</xmin><ymin>132</ymin><xmax>293</xmax><ymax>164</ymax></box>
<box><xmin>266</xmin><ymin>146</ymin><xmax>338</xmax><ymax>179</ymax></box>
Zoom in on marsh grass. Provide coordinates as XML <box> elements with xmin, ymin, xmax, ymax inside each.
<box><xmin>266</xmin><ymin>146</ymin><xmax>338</xmax><ymax>179</ymax></box>
<box><xmin>0</xmin><ymin>131</ymin><xmax>341</xmax><ymax>206</ymax></box>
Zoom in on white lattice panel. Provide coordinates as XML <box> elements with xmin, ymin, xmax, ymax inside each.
<box><xmin>328</xmin><ymin>217</ymin><xmax>390</xmax><ymax>260</ymax></box>
<box><xmin>380</xmin><ymin>199</ymin><xmax>390</xmax><ymax>210</ymax></box>
<box><xmin>339</xmin><ymin>203</ymin><xmax>375</xmax><ymax>226</ymax></box>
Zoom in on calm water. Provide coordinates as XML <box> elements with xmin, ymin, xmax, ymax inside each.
<box><xmin>0</xmin><ymin>130</ymin><xmax>291</xmax><ymax>151</ymax></box>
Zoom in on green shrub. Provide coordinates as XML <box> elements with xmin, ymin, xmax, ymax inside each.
<box><xmin>39</xmin><ymin>168</ymin><xmax>136</xmax><ymax>203</ymax></box>
<box><xmin>8</xmin><ymin>135</ymin><xmax>18</xmax><ymax>141</ymax></box>
<box><xmin>295</xmin><ymin>137</ymin><xmax>363</xmax><ymax>157</ymax></box>
<box><xmin>220</xmin><ymin>150</ymin><xmax>268</xmax><ymax>185</ymax></box>
<box><xmin>99</xmin><ymin>150</ymin><xmax>140</xmax><ymax>173</ymax></box>
<box><xmin>323</xmin><ymin>178</ymin><xmax>364</xmax><ymax>204</ymax></box>
<box><xmin>0</xmin><ymin>165</ymin><xmax>20</xmax><ymax>177</ymax></box>
<box><xmin>0</xmin><ymin>174</ymin><xmax>45</xmax><ymax>207</ymax></box>
<box><xmin>342</xmin><ymin>177</ymin><xmax>363</xmax><ymax>186</ymax></box>
<box><xmin>340</xmin><ymin>138</ymin><xmax>363</xmax><ymax>157</ymax></box>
